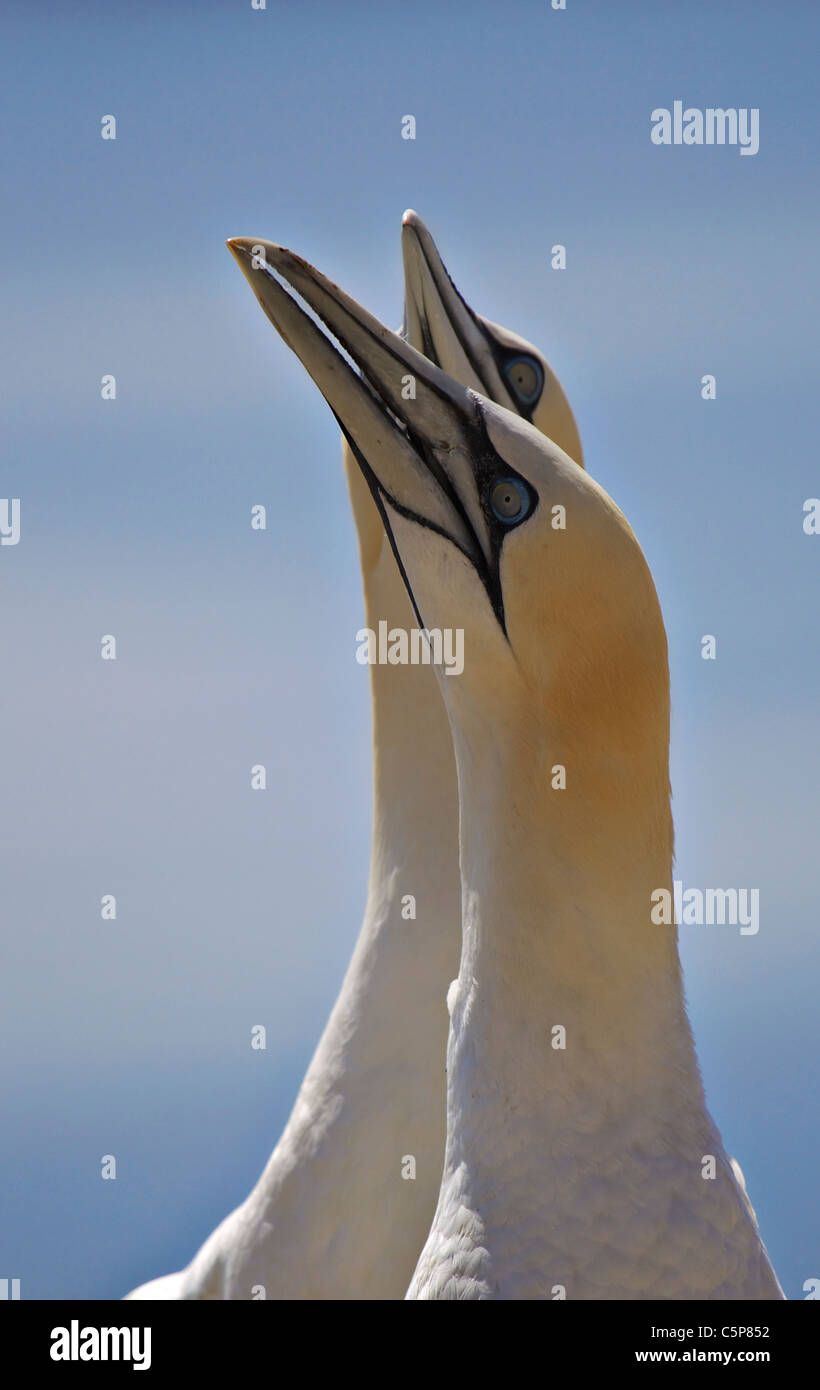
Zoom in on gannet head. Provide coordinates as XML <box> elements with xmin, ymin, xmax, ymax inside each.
<box><xmin>226</xmin><ymin>238</ymin><xmax>667</xmax><ymax>761</ymax></box>
<box><xmin>347</xmin><ymin>210</ymin><xmax>584</xmax><ymax>582</ymax></box>
<box><xmin>401</xmin><ymin>210</ymin><xmax>583</xmax><ymax>468</ymax></box>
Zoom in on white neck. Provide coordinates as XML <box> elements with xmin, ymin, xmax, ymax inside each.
<box><xmin>409</xmin><ymin>711</ymin><xmax>782</xmax><ymax>1300</ymax></box>
<box><xmin>176</xmin><ymin>454</ymin><xmax>461</xmax><ymax>1300</ymax></box>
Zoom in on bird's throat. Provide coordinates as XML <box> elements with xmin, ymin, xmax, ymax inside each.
<box><xmin>443</xmin><ymin>712</ymin><xmax>709</xmax><ymax>1200</ymax></box>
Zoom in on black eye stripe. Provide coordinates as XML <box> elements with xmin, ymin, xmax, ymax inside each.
<box><xmin>471</xmin><ymin>319</ymin><xmax>544</xmax><ymax>424</ymax></box>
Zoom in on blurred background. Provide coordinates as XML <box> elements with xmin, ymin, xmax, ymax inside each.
<box><xmin>1</xmin><ymin>0</ymin><xmax>818</xmax><ymax>1299</ymax></box>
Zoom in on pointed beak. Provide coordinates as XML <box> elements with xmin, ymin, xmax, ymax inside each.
<box><xmin>226</xmin><ymin>237</ymin><xmax>499</xmax><ymax>590</ymax></box>
<box><xmin>401</xmin><ymin>210</ymin><xmax>515</xmax><ymax>410</ymax></box>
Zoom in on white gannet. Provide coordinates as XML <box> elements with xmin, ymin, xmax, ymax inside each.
<box><xmin>217</xmin><ymin>239</ymin><xmax>784</xmax><ymax>1301</ymax></box>
<box><xmin>126</xmin><ymin>216</ymin><xmax>583</xmax><ymax>1300</ymax></box>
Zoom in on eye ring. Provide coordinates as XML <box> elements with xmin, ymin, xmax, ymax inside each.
<box><xmin>504</xmin><ymin>354</ymin><xmax>544</xmax><ymax>406</ymax></box>
<box><xmin>490</xmin><ymin>477</ymin><xmax>531</xmax><ymax>524</ymax></box>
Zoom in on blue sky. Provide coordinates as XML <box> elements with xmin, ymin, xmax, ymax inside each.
<box><xmin>2</xmin><ymin>0</ymin><xmax>818</xmax><ymax>1298</ymax></box>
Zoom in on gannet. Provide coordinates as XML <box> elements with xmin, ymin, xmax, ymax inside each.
<box><xmin>126</xmin><ymin>217</ymin><xmax>583</xmax><ymax>1300</ymax></box>
<box><xmin>217</xmin><ymin>238</ymin><xmax>784</xmax><ymax>1301</ymax></box>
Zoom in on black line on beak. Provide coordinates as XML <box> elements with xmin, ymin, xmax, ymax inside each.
<box><xmin>333</xmin><ymin>412</ymin><xmax>426</xmax><ymax>630</ymax></box>
<box><xmin>409</xmin><ymin>227</ymin><xmax>540</xmax><ymax>426</ymax></box>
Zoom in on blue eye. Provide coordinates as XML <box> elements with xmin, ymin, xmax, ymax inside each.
<box><xmin>490</xmin><ymin>478</ymin><xmax>530</xmax><ymax>523</ymax></box>
<box><xmin>504</xmin><ymin>355</ymin><xmax>543</xmax><ymax>405</ymax></box>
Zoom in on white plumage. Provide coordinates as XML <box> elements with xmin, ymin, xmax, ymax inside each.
<box><xmin>211</xmin><ymin>238</ymin><xmax>783</xmax><ymax>1300</ymax></box>
<box><xmin>127</xmin><ymin>214</ymin><xmax>583</xmax><ymax>1299</ymax></box>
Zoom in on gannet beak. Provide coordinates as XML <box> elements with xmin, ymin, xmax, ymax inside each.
<box><xmin>401</xmin><ymin>210</ymin><xmax>515</xmax><ymax>410</ymax></box>
<box><xmin>226</xmin><ymin>237</ymin><xmax>513</xmax><ymax>623</ymax></box>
